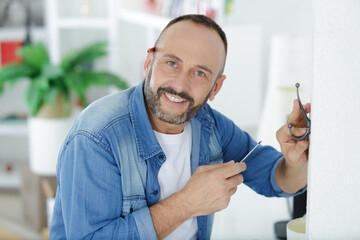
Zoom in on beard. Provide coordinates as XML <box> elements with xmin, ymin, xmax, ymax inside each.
<box><xmin>144</xmin><ymin>67</ymin><xmax>214</xmax><ymax>125</ymax></box>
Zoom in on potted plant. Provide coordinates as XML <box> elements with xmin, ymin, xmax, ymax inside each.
<box><xmin>0</xmin><ymin>41</ymin><xmax>128</xmax><ymax>175</ymax></box>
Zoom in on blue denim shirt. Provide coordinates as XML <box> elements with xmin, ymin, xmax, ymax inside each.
<box><xmin>50</xmin><ymin>80</ymin><xmax>303</xmax><ymax>240</ymax></box>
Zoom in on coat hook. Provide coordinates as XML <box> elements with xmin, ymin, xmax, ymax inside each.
<box><xmin>288</xmin><ymin>83</ymin><xmax>311</xmax><ymax>141</ymax></box>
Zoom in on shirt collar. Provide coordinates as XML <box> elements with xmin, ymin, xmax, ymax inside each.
<box><xmin>129</xmin><ymin>80</ymin><xmax>215</xmax><ymax>161</ymax></box>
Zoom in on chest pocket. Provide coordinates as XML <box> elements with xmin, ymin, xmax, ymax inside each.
<box><xmin>121</xmin><ymin>196</ymin><xmax>148</xmax><ymax>217</ymax></box>
<box><xmin>208</xmin><ymin>129</ymin><xmax>224</xmax><ymax>165</ymax></box>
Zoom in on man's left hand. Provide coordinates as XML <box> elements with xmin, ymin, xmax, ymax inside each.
<box><xmin>276</xmin><ymin>99</ymin><xmax>311</xmax><ymax>169</ymax></box>
<box><xmin>274</xmin><ymin>99</ymin><xmax>310</xmax><ymax>194</ymax></box>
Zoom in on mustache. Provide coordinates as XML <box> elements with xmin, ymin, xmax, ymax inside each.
<box><xmin>157</xmin><ymin>87</ymin><xmax>194</xmax><ymax>103</ymax></box>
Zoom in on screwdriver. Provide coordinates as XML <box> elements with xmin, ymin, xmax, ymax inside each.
<box><xmin>240</xmin><ymin>140</ymin><xmax>262</xmax><ymax>163</ymax></box>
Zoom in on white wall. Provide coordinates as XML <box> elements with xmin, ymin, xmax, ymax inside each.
<box><xmin>307</xmin><ymin>0</ymin><xmax>360</xmax><ymax>238</ymax></box>
<box><xmin>209</xmin><ymin>24</ymin><xmax>263</xmax><ymax>130</ymax></box>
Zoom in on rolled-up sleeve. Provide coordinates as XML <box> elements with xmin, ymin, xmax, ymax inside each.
<box><xmin>210</xmin><ymin>107</ymin><xmax>307</xmax><ymax>198</ymax></box>
<box><xmin>49</xmin><ymin>133</ymin><xmax>156</xmax><ymax>240</ymax></box>
<box><xmin>270</xmin><ymin>157</ymin><xmax>307</xmax><ymax>197</ymax></box>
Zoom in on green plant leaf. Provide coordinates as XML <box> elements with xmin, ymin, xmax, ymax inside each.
<box><xmin>0</xmin><ymin>63</ymin><xmax>36</xmax><ymax>94</ymax></box>
<box><xmin>64</xmin><ymin>73</ymin><xmax>87</xmax><ymax>107</ymax></box>
<box><xmin>44</xmin><ymin>87</ymin><xmax>59</xmax><ymax>106</ymax></box>
<box><xmin>25</xmin><ymin>78</ymin><xmax>45</xmax><ymax>116</ymax></box>
<box><xmin>76</xmin><ymin>71</ymin><xmax>129</xmax><ymax>89</ymax></box>
<box><xmin>34</xmin><ymin>76</ymin><xmax>51</xmax><ymax>92</ymax></box>
<box><xmin>17</xmin><ymin>43</ymin><xmax>49</xmax><ymax>69</ymax></box>
<box><xmin>61</xmin><ymin>42</ymin><xmax>107</xmax><ymax>71</ymax></box>
<box><xmin>41</xmin><ymin>63</ymin><xmax>63</xmax><ymax>80</ymax></box>
<box><xmin>109</xmin><ymin>74</ymin><xmax>129</xmax><ymax>90</ymax></box>
<box><xmin>62</xmin><ymin>91</ymin><xmax>71</xmax><ymax>116</ymax></box>
<box><xmin>1</xmin><ymin>40</ymin><xmax>129</xmax><ymax>115</ymax></box>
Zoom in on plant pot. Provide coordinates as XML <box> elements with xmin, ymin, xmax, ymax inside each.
<box><xmin>28</xmin><ymin>116</ymin><xmax>74</xmax><ymax>176</ymax></box>
<box><xmin>36</xmin><ymin>93</ymin><xmax>71</xmax><ymax>119</ymax></box>
<box><xmin>28</xmin><ymin>94</ymin><xmax>75</xmax><ymax>176</ymax></box>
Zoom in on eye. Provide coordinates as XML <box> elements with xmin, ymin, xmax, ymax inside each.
<box><xmin>167</xmin><ymin>61</ymin><xmax>177</xmax><ymax>68</ymax></box>
<box><xmin>195</xmin><ymin>70</ymin><xmax>206</xmax><ymax>77</ymax></box>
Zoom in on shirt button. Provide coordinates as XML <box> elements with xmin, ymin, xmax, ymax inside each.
<box><xmin>153</xmin><ymin>190</ymin><xmax>158</xmax><ymax>195</ymax></box>
<box><xmin>158</xmin><ymin>155</ymin><xmax>164</xmax><ymax>159</ymax></box>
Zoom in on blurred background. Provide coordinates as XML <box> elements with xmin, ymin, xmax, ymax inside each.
<box><xmin>0</xmin><ymin>0</ymin><xmax>313</xmax><ymax>239</ymax></box>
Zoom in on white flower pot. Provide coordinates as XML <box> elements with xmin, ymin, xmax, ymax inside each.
<box><xmin>28</xmin><ymin>116</ymin><xmax>74</xmax><ymax>176</ymax></box>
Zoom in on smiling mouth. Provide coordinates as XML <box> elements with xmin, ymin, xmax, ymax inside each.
<box><xmin>164</xmin><ymin>92</ymin><xmax>187</xmax><ymax>103</ymax></box>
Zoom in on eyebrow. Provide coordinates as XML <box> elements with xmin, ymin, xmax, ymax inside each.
<box><xmin>163</xmin><ymin>54</ymin><xmax>182</xmax><ymax>62</ymax></box>
<box><xmin>162</xmin><ymin>54</ymin><xmax>213</xmax><ymax>75</ymax></box>
<box><xmin>195</xmin><ymin>64</ymin><xmax>213</xmax><ymax>75</ymax></box>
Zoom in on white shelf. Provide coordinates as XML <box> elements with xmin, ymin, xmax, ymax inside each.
<box><xmin>0</xmin><ymin>27</ymin><xmax>46</xmax><ymax>40</ymax></box>
<box><xmin>58</xmin><ymin>17</ymin><xmax>110</xmax><ymax>29</ymax></box>
<box><xmin>118</xmin><ymin>9</ymin><xmax>170</xmax><ymax>30</ymax></box>
<box><xmin>0</xmin><ymin>121</ymin><xmax>28</xmax><ymax>137</ymax></box>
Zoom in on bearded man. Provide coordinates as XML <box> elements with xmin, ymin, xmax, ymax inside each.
<box><xmin>50</xmin><ymin>14</ymin><xmax>309</xmax><ymax>240</ymax></box>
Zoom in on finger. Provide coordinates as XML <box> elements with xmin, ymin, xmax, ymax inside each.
<box><xmin>276</xmin><ymin>124</ymin><xmax>295</xmax><ymax>143</ymax></box>
<box><xmin>305</xmin><ymin>102</ymin><xmax>311</xmax><ymax>114</ymax></box>
<box><xmin>238</xmin><ymin>162</ymin><xmax>247</xmax><ymax>172</ymax></box>
<box><xmin>197</xmin><ymin>160</ymin><xmax>235</xmax><ymax>173</ymax></box>
<box><xmin>226</xmin><ymin>174</ymin><xmax>244</xmax><ymax>189</ymax></box>
<box><xmin>287</xmin><ymin>99</ymin><xmax>303</xmax><ymax>126</ymax></box>
<box><xmin>288</xmin><ymin>140</ymin><xmax>309</xmax><ymax>161</ymax></box>
<box><xmin>291</xmin><ymin>128</ymin><xmax>308</xmax><ymax>138</ymax></box>
<box><xmin>217</xmin><ymin>161</ymin><xmax>246</xmax><ymax>178</ymax></box>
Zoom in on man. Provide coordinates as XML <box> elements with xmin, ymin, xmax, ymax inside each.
<box><xmin>50</xmin><ymin>14</ymin><xmax>310</xmax><ymax>240</ymax></box>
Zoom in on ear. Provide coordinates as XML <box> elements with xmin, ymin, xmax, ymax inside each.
<box><xmin>209</xmin><ymin>75</ymin><xmax>226</xmax><ymax>101</ymax></box>
<box><xmin>143</xmin><ymin>49</ymin><xmax>154</xmax><ymax>78</ymax></box>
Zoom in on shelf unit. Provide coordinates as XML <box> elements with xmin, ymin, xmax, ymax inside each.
<box><xmin>45</xmin><ymin>0</ymin><xmax>119</xmax><ymax>76</ymax></box>
<box><xmin>0</xmin><ymin>26</ymin><xmax>45</xmax><ymax>189</ymax></box>
<box><xmin>0</xmin><ymin>120</ymin><xmax>28</xmax><ymax>189</ymax></box>
<box><xmin>0</xmin><ymin>27</ymin><xmax>46</xmax><ymax>42</ymax></box>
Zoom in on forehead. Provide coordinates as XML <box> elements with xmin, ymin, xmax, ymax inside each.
<box><xmin>156</xmin><ymin>21</ymin><xmax>225</xmax><ymax>71</ymax></box>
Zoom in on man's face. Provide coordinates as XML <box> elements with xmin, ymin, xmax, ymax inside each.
<box><xmin>144</xmin><ymin>21</ymin><xmax>226</xmax><ymax>125</ymax></box>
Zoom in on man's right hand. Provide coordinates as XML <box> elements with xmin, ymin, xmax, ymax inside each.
<box><xmin>179</xmin><ymin>160</ymin><xmax>246</xmax><ymax>217</ymax></box>
<box><xmin>149</xmin><ymin>161</ymin><xmax>246</xmax><ymax>239</ymax></box>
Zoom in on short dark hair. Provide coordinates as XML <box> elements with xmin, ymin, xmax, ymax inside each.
<box><xmin>154</xmin><ymin>14</ymin><xmax>228</xmax><ymax>76</ymax></box>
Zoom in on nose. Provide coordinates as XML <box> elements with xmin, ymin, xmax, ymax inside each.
<box><xmin>170</xmin><ymin>69</ymin><xmax>191</xmax><ymax>95</ymax></box>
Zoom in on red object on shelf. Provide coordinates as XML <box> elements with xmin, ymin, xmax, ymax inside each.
<box><xmin>5</xmin><ymin>163</ymin><xmax>13</xmax><ymax>173</ymax></box>
<box><xmin>0</xmin><ymin>41</ymin><xmax>23</xmax><ymax>66</ymax></box>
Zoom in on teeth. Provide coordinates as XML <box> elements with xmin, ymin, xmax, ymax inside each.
<box><xmin>165</xmin><ymin>93</ymin><xmax>186</xmax><ymax>103</ymax></box>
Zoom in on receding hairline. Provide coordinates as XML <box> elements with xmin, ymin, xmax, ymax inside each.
<box><xmin>155</xmin><ymin>14</ymin><xmax>227</xmax><ymax>55</ymax></box>
<box><xmin>156</xmin><ymin>21</ymin><xmax>222</xmax><ymax>49</ymax></box>
<box><xmin>154</xmin><ymin>15</ymin><xmax>228</xmax><ymax>76</ymax></box>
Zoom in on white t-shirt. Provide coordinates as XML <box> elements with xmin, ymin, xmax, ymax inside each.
<box><xmin>154</xmin><ymin>123</ymin><xmax>198</xmax><ymax>240</ymax></box>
